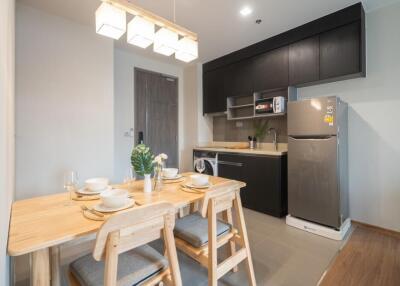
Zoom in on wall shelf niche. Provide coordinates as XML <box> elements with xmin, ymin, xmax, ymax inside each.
<box><xmin>227</xmin><ymin>87</ymin><xmax>297</xmax><ymax>120</ymax></box>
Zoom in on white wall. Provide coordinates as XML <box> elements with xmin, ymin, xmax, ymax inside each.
<box><xmin>298</xmin><ymin>2</ymin><xmax>400</xmax><ymax>231</ymax></box>
<box><xmin>195</xmin><ymin>63</ymin><xmax>213</xmax><ymax>145</ymax></box>
<box><xmin>114</xmin><ymin>48</ymin><xmax>189</xmax><ymax>180</ymax></box>
<box><xmin>181</xmin><ymin>65</ymin><xmax>200</xmax><ymax>171</ymax></box>
<box><xmin>0</xmin><ymin>0</ymin><xmax>15</xmax><ymax>284</ymax></box>
<box><xmin>16</xmin><ymin>3</ymin><xmax>114</xmax><ymax>200</ymax></box>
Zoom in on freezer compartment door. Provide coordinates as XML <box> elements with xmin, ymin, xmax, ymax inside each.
<box><xmin>288</xmin><ymin>136</ymin><xmax>340</xmax><ymax>228</ymax></box>
<box><xmin>288</xmin><ymin>96</ymin><xmax>337</xmax><ymax>136</ymax></box>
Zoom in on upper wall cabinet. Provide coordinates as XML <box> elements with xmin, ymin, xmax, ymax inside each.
<box><xmin>289</xmin><ymin>36</ymin><xmax>320</xmax><ymax>86</ymax></box>
<box><xmin>320</xmin><ymin>22</ymin><xmax>363</xmax><ymax>80</ymax></box>
<box><xmin>203</xmin><ymin>68</ymin><xmax>225</xmax><ymax>114</ymax></box>
<box><xmin>224</xmin><ymin>59</ymin><xmax>254</xmax><ymax>98</ymax></box>
<box><xmin>202</xmin><ymin>3</ymin><xmax>365</xmax><ymax>114</ymax></box>
<box><xmin>253</xmin><ymin>46</ymin><xmax>289</xmax><ymax>91</ymax></box>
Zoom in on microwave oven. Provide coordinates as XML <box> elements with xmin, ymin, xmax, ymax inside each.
<box><xmin>255</xmin><ymin>96</ymin><xmax>286</xmax><ymax>114</ymax></box>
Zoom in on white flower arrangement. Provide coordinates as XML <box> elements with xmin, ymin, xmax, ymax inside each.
<box><xmin>153</xmin><ymin>153</ymin><xmax>168</xmax><ymax>191</ymax></box>
<box><xmin>153</xmin><ymin>153</ymin><xmax>168</xmax><ymax>166</ymax></box>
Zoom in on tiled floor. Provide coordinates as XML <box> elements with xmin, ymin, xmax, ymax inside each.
<box><xmin>58</xmin><ymin>208</ymin><xmax>345</xmax><ymax>286</ymax></box>
<box><xmin>221</xmin><ymin>208</ymin><xmax>345</xmax><ymax>286</ymax></box>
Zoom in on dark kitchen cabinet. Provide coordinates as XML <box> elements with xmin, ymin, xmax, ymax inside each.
<box><xmin>223</xmin><ymin>59</ymin><xmax>254</xmax><ymax>98</ymax></box>
<box><xmin>289</xmin><ymin>36</ymin><xmax>320</xmax><ymax>85</ymax></box>
<box><xmin>203</xmin><ymin>68</ymin><xmax>225</xmax><ymax>114</ymax></box>
<box><xmin>320</xmin><ymin>22</ymin><xmax>362</xmax><ymax>80</ymax></box>
<box><xmin>218</xmin><ymin>153</ymin><xmax>287</xmax><ymax>217</ymax></box>
<box><xmin>202</xmin><ymin>4</ymin><xmax>365</xmax><ymax>114</ymax></box>
<box><xmin>252</xmin><ymin>46</ymin><xmax>289</xmax><ymax>91</ymax></box>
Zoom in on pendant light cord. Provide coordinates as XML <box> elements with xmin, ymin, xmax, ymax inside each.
<box><xmin>173</xmin><ymin>0</ymin><xmax>176</xmax><ymax>23</ymax></box>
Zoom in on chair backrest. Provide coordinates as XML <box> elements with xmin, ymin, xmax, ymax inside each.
<box><xmin>199</xmin><ymin>181</ymin><xmax>242</xmax><ymax>218</ymax></box>
<box><xmin>93</xmin><ymin>201</ymin><xmax>175</xmax><ymax>261</ymax></box>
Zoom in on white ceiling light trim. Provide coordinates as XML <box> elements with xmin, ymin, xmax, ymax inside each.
<box><xmin>95</xmin><ymin>2</ymin><xmax>126</xmax><ymax>40</ymax></box>
<box><xmin>127</xmin><ymin>16</ymin><xmax>155</xmax><ymax>49</ymax></box>
<box><xmin>153</xmin><ymin>28</ymin><xmax>179</xmax><ymax>56</ymax></box>
<box><xmin>175</xmin><ymin>37</ymin><xmax>198</xmax><ymax>62</ymax></box>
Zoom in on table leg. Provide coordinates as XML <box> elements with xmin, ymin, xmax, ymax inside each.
<box><xmin>50</xmin><ymin>246</ymin><xmax>61</xmax><ymax>286</ymax></box>
<box><xmin>31</xmin><ymin>248</ymin><xmax>50</xmax><ymax>286</ymax></box>
<box><xmin>189</xmin><ymin>202</ymin><xmax>198</xmax><ymax>213</ymax></box>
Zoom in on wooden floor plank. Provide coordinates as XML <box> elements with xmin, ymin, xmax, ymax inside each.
<box><xmin>321</xmin><ymin>225</ymin><xmax>400</xmax><ymax>286</ymax></box>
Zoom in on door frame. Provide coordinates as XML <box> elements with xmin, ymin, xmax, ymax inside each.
<box><xmin>133</xmin><ymin>67</ymin><xmax>179</xmax><ymax>167</ymax></box>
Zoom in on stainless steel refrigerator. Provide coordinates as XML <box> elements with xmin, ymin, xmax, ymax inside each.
<box><xmin>287</xmin><ymin>96</ymin><xmax>348</xmax><ymax>229</ymax></box>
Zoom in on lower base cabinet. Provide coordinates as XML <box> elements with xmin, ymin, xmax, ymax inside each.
<box><xmin>218</xmin><ymin>153</ymin><xmax>288</xmax><ymax>217</ymax></box>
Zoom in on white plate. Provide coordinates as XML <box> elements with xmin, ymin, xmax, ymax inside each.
<box><xmin>76</xmin><ymin>186</ymin><xmax>111</xmax><ymax>195</ymax></box>
<box><xmin>93</xmin><ymin>199</ymin><xmax>135</xmax><ymax>213</ymax></box>
<box><xmin>183</xmin><ymin>181</ymin><xmax>212</xmax><ymax>189</ymax></box>
<box><xmin>162</xmin><ymin>174</ymin><xmax>183</xmax><ymax>180</ymax></box>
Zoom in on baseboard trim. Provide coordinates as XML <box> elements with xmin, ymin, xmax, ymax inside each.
<box><xmin>351</xmin><ymin>220</ymin><xmax>400</xmax><ymax>239</ymax></box>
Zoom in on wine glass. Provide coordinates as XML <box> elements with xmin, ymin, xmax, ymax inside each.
<box><xmin>64</xmin><ymin>171</ymin><xmax>79</xmax><ymax>204</ymax></box>
<box><xmin>124</xmin><ymin>166</ymin><xmax>136</xmax><ymax>188</ymax></box>
<box><xmin>196</xmin><ymin>159</ymin><xmax>206</xmax><ymax>174</ymax></box>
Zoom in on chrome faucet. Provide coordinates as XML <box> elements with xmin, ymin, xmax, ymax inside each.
<box><xmin>268</xmin><ymin>128</ymin><xmax>278</xmax><ymax>151</ymax></box>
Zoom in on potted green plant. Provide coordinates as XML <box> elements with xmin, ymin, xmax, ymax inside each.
<box><xmin>253</xmin><ymin>119</ymin><xmax>269</xmax><ymax>144</ymax></box>
<box><xmin>131</xmin><ymin>144</ymin><xmax>154</xmax><ymax>193</ymax></box>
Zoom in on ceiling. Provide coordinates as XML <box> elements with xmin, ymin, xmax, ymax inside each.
<box><xmin>17</xmin><ymin>0</ymin><xmax>400</xmax><ymax>65</ymax></box>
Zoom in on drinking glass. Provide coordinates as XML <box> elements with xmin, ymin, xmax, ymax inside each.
<box><xmin>124</xmin><ymin>166</ymin><xmax>136</xmax><ymax>189</ymax></box>
<box><xmin>196</xmin><ymin>159</ymin><xmax>206</xmax><ymax>174</ymax></box>
<box><xmin>64</xmin><ymin>171</ymin><xmax>79</xmax><ymax>204</ymax></box>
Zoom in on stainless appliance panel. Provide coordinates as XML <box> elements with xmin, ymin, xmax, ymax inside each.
<box><xmin>288</xmin><ymin>97</ymin><xmax>337</xmax><ymax>136</ymax></box>
<box><xmin>288</xmin><ymin>136</ymin><xmax>340</xmax><ymax>228</ymax></box>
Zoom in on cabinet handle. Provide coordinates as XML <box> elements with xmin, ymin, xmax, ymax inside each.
<box><xmin>218</xmin><ymin>161</ymin><xmax>243</xmax><ymax>167</ymax></box>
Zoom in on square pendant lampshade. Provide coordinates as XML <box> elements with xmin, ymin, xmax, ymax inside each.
<box><xmin>175</xmin><ymin>37</ymin><xmax>198</xmax><ymax>62</ymax></box>
<box><xmin>127</xmin><ymin>16</ymin><xmax>155</xmax><ymax>48</ymax></box>
<box><xmin>96</xmin><ymin>2</ymin><xmax>126</xmax><ymax>40</ymax></box>
<box><xmin>153</xmin><ymin>28</ymin><xmax>178</xmax><ymax>56</ymax></box>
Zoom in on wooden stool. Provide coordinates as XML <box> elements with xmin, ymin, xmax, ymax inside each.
<box><xmin>69</xmin><ymin>202</ymin><xmax>182</xmax><ymax>286</ymax></box>
<box><xmin>174</xmin><ymin>181</ymin><xmax>256</xmax><ymax>286</ymax></box>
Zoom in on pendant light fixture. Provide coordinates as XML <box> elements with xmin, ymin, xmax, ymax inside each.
<box><xmin>153</xmin><ymin>28</ymin><xmax>178</xmax><ymax>56</ymax></box>
<box><xmin>175</xmin><ymin>37</ymin><xmax>198</xmax><ymax>62</ymax></box>
<box><xmin>95</xmin><ymin>2</ymin><xmax>126</xmax><ymax>40</ymax></box>
<box><xmin>95</xmin><ymin>0</ymin><xmax>198</xmax><ymax>62</ymax></box>
<box><xmin>127</xmin><ymin>16</ymin><xmax>155</xmax><ymax>48</ymax></box>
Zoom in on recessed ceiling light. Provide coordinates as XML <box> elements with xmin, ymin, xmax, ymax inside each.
<box><xmin>240</xmin><ymin>6</ymin><xmax>253</xmax><ymax>16</ymax></box>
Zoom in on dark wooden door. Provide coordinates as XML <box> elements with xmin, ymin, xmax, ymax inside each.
<box><xmin>203</xmin><ymin>68</ymin><xmax>225</xmax><ymax>114</ymax></box>
<box><xmin>134</xmin><ymin>68</ymin><xmax>178</xmax><ymax>168</ymax></box>
<box><xmin>320</xmin><ymin>22</ymin><xmax>361</xmax><ymax>80</ymax></box>
<box><xmin>289</xmin><ymin>36</ymin><xmax>320</xmax><ymax>85</ymax></box>
<box><xmin>252</xmin><ymin>46</ymin><xmax>289</xmax><ymax>91</ymax></box>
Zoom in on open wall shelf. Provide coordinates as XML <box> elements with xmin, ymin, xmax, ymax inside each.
<box><xmin>226</xmin><ymin>87</ymin><xmax>297</xmax><ymax>120</ymax></box>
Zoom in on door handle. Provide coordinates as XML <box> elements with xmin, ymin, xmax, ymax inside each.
<box><xmin>218</xmin><ymin>161</ymin><xmax>243</xmax><ymax>167</ymax></box>
<box><xmin>290</xmin><ymin>136</ymin><xmax>333</xmax><ymax>140</ymax></box>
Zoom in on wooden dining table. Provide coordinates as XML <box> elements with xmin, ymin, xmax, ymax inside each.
<box><xmin>7</xmin><ymin>172</ymin><xmax>245</xmax><ymax>286</ymax></box>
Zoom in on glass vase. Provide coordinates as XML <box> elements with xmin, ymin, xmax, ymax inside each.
<box><xmin>153</xmin><ymin>165</ymin><xmax>163</xmax><ymax>192</ymax></box>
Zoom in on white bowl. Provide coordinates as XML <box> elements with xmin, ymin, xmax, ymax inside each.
<box><xmin>100</xmin><ymin>189</ymin><xmax>129</xmax><ymax>208</ymax></box>
<box><xmin>163</xmin><ymin>168</ymin><xmax>179</xmax><ymax>178</ymax></box>
<box><xmin>85</xmin><ymin>177</ymin><xmax>109</xmax><ymax>192</ymax></box>
<box><xmin>190</xmin><ymin>174</ymin><xmax>209</xmax><ymax>187</ymax></box>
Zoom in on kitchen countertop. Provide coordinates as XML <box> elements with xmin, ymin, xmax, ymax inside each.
<box><xmin>194</xmin><ymin>146</ymin><xmax>287</xmax><ymax>156</ymax></box>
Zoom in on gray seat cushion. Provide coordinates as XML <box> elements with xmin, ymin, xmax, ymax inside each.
<box><xmin>70</xmin><ymin>244</ymin><xmax>168</xmax><ymax>286</ymax></box>
<box><xmin>174</xmin><ymin>212</ymin><xmax>231</xmax><ymax>248</ymax></box>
